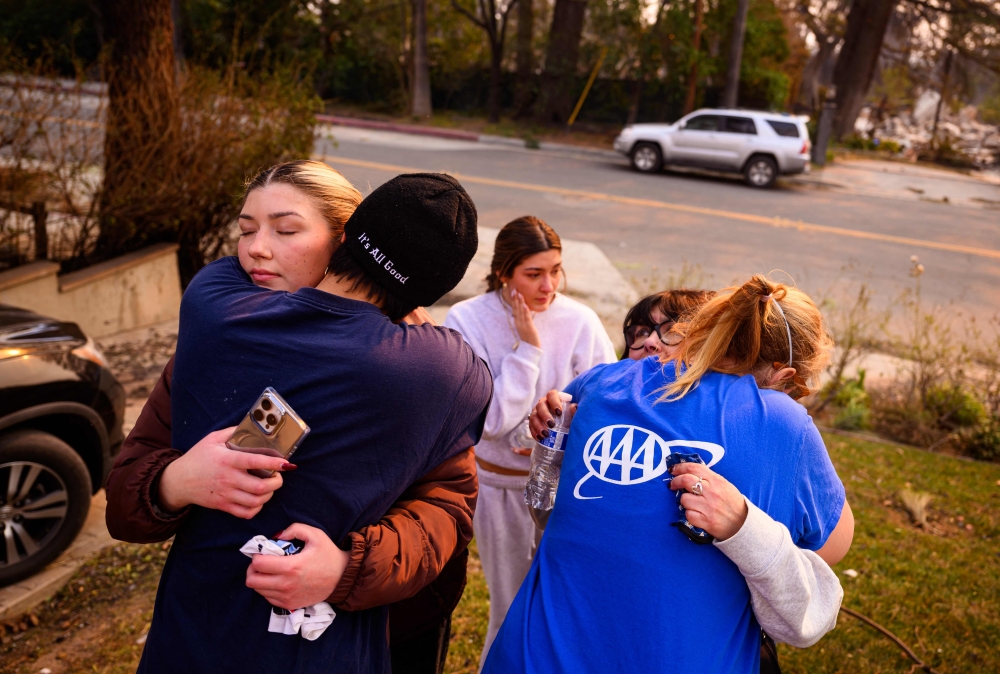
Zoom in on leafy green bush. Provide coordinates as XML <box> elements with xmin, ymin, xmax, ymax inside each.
<box><xmin>831</xmin><ymin>370</ymin><xmax>872</xmax><ymax>430</ymax></box>
<box><xmin>839</xmin><ymin>135</ymin><xmax>901</xmax><ymax>153</ymax></box>
<box><xmin>926</xmin><ymin>384</ymin><xmax>987</xmax><ymax>429</ymax></box>
<box><xmin>876</xmin><ymin>139</ymin><xmax>902</xmax><ymax>153</ymax></box>
<box><xmin>840</xmin><ymin>134</ymin><xmax>874</xmax><ymax>151</ymax></box>
<box><xmin>960</xmin><ymin>417</ymin><xmax>1000</xmax><ymax>462</ymax></box>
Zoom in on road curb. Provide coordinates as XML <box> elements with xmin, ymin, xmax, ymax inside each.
<box><xmin>0</xmin><ymin>492</ymin><xmax>115</xmax><ymax>620</ymax></box>
<box><xmin>317</xmin><ymin>115</ymin><xmax>622</xmax><ymax>161</ymax></box>
<box><xmin>315</xmin><ymin>115</ymin><xmax>479</xmax><ymax>142</ymax></box>
<box><xmin>536</xmin><ymin>142</ymin><xmax>621</xmax><ymax>161</ymax></box>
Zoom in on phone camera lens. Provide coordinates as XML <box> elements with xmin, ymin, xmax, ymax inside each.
<box><xmin>261</xmin><ymin>399</ymin><xmax>273</xmax><ymax>411</ymax></box>
<box><xmin>253</xmin><ymin>409</ymin><xmax>264</xmax><ymax>422</ymax></box>
<box><xmin>266</xmin><ymin>414</ymin><xmax>277</xmax><ymax>426</ymax></box>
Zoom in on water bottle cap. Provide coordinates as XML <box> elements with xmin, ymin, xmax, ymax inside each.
<box><xmin>558</xmin><ymin>392</ymin><xmax>573</xmax><ymax>402</ymax></box>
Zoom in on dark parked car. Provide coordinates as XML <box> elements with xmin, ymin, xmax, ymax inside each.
<box><xmin>0</xmin><ymin>304</ymin><xmax>125</xmax><ymax>586</ymax></box>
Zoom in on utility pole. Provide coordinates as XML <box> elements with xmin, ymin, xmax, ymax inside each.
<box><xmin>931</xmin><ymin>48</ymin><xmax>953</xmax><ymax>157</ymax></box>
<box><xmin>721</xmin><ymin>0</ymin><xmax>750</xmax><ymax>108</ymax></box>
<box><xmin>812</xmin><ymin>86</ymin><xmax>836</xmax><ymax>166</ymax></box>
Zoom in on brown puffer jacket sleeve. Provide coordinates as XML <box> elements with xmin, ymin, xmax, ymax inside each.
<box><xmin>105</xmin><ymin>355</ymin><xmax>191</xmax><ymax>543</ymax></box>
<box><xmin>328</xmin><ymin>447</ymin><xmax>478</xmax><ymax>612</ymax></box>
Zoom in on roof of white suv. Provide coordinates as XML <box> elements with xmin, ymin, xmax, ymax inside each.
<box><xmin>683</xmin><ymin>108</ymin><xmax>808</xmax><ymax>123</ymax></box>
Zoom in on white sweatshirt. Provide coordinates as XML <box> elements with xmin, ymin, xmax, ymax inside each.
<box><xmin>714</xmin><ymin>498</ymin><xmax>844</xmax><ymax>647</ymax></box>
<box><xmin>444</xmin><ymin>291</ymin><xmax>616</xmax><ymax>489</ymax></box>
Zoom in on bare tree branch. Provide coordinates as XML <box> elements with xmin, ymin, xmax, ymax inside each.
<box><xmin>450</xmin><ymin>0</ymin><xmax>487</xmax><ymax>30</ymax></box>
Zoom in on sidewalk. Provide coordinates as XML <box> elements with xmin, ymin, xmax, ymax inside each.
<box><xmin>0</xmin><ymin>493</ymin><xmax>112</xmax><ymax>621</ymax></box>
<box><xmin>789</xmin><ymin>158</ymin><xmax>1000</xmax><ymax>209</ymax></box>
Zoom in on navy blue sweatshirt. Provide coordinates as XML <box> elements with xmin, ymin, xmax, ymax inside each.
<box><xmin>138</xmin><ymin>257</ymin><xmax>492</xmax><ymax>674</ymax></box>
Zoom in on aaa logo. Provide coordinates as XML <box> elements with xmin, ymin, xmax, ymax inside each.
<box><xmin>573</xmin><ymin>425</ymin><xmax>724</xmax><ymax>500</ymax></box>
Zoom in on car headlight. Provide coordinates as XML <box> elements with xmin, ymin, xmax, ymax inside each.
<box><xmin>72</xmin><ymin>337</ymin><xmax>110</xmax><ymax>369</ymax></box>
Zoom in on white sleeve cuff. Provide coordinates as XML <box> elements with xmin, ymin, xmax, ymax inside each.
<box><xmin>510</xmin><ymin>341</ymin><xmax>543</xmax><ymax>365</ymax></box>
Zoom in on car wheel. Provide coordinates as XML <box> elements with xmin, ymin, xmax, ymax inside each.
<box><xmin>744</xmin><ymin>155</ymin><xmax>778</xmax><ymax>188</ymax></box>
<box><xmin>630</xmin><ymin>143</ymin><xmax>662</xmax><ymax>173</ymax></box>
<box><xmin>0</xmin><ymin>430</ymin><xmax>92</xmax><ymax>587</ymax></box>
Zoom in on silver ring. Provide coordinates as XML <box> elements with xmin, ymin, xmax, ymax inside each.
<box><xmin>691</xmin><ymin>479</ymin><xmax>704</xmax><ymax>496</ymax></box>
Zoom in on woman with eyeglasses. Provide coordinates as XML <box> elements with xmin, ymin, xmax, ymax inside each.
<box><xmin>488</xmin><ymin>275</ymin><xmax>853</xmax><ymax>674</ymax></box>
<box><xmin>621</xmin><ymin>289</ymin><xmax>715</xmax><ymax>361</ymax></box>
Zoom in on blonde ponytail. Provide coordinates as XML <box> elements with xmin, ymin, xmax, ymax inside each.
<box><xmin>663</xmin><ymin>274</ymin><xmax>832</xmax><ymax>401</ymax></box>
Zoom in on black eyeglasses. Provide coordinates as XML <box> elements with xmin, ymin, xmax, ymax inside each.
<box><xmin>625</xmin><ymin>319</ymin><xmax>682</xmax><ymax>351</ymax></box>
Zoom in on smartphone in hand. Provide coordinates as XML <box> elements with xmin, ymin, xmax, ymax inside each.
<box><xmin>227</xmin><ymin>388</ymin><xmax>310</xmax><ymax>478</ymax></box>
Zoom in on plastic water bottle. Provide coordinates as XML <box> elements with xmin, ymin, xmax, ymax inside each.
<box><xmin>524</xmin><ymin>392</ymin><xmax>573</xmax><ymax>511</ymax></box>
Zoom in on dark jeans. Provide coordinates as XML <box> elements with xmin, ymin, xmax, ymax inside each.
<box><xmin>388</xmin><ymin>549</ymin><xmax>468</xmax><ymax>674</ymax></box>
<box><xmin>761</xmin><ymin>631</ymin><xmax>782</xmax><ymax>674</ymax></box>
<box><xmin>390</xmin><ymin>615</ymin><xmax>452</xmax><ymax>674</ymax></box>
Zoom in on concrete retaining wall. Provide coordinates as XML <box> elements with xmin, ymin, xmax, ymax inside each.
<box><xmin>0</xmin><ymin>243</ymin><xmax>182</xmax><ymax>338</ymax></box>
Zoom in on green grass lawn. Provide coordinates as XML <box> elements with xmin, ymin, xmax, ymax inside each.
<box><xmin>447</xmin><ymin>433</ymin><xmax>1000</xmax><ymax>673</ymax></box>
<box><xmin>3</xmin><ymin>433</ymin><xmax>996</xmax><ymax>673</ymax></box>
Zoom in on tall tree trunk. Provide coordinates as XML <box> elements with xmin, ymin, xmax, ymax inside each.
<box><xmin>722</xmin><ymin>0</ymin><xmax>750</xmax><ymax>108</ymax></box>
<box><xmin>831</xmin><ymin>0</ymin><xmax>895</xmax><ymax>139</ymax></box>
<box><xmin>514</xmin><ymin>0</ymin><xmax>534</xmax><ymax>116</ymax></box>
<box><xmin>171</xmin><ymin>0</ymin><xmax>185</xmax><ymax>74</ymax></box>
<box><xmin>487</xmin><ymin>48</ymin><xmax>503</xmax><ymax>123</ymax></box>
<box><xmin>411</xmin><ymin>0</ymin><xmax>432</xmax><ymax>117</ymax></box>
<box><xmin>533</xmin><ymin>0</ymin><xmax>588</xmax><ymax>124</ymax></box>
<box><xmin>96</xmin><ymin>0</ymin><xmax>178</xmax><ymax>258</ymax></box>
<box><xmin>626</xmin><ymin>76</ymin><xmax>643</xmax><ymax>125</ymax></box>
<box><xmin>683</xmin><ymin>0</ymin><xmax>705</xmax><ymax>114</ymax></box>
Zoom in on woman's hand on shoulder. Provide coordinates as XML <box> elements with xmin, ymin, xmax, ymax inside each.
<box><xmin>511</xmin><ymin>290</ymin><xmax>542</xmax><ymax>349</ymax></box>
<box><xmin>668</xmin><ymin>463</ymin><xmax>748</xmax><ymax>542</ymax></box>
<box><xmin>158</xmin><ymin>427</ymin><xmax>292</xmax><ymax>519</ymax></box>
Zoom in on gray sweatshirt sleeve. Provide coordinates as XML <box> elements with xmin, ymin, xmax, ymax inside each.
<box><xmin>713</xmin><ymin>498</ymin><xmax>843</xmax><ymax>648</ymax></box>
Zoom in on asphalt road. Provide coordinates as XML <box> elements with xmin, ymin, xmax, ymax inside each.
<box><xmin>315</xmin><ymin>128</ymin><xmax>1000</xmax><ymax>326</ymax></box>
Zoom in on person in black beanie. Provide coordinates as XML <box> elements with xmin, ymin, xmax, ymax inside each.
<box><xmin>324</xmin><ymin>173</ymin><xmax>483</xmax><ymax>674</ymax></box>
<box><xmin>326</xmin><ymin>172</ymin><xmax>479</xmax><ymax>321</ymax></box>
<box><xmin>127</xmin><ymin>171</ymin><xmax>493</xmax><ymax>674</ymax></box>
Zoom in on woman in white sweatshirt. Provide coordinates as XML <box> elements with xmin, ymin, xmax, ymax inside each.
<box><xmin>444</xmin><ymin>216</ymin><xmax>616</xmax><ymax>664</ymax></box>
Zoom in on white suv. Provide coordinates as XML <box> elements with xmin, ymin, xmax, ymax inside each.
<box><xmin>613</xmin><ymin>109</ymin><xmax>811</xmax><ymax>188</ymax></box>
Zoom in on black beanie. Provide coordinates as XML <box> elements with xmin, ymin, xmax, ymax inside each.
<box><xmin>342</xmin><ymin>173</ymin><xmax>478</xmax><ymax>307</ymax></box>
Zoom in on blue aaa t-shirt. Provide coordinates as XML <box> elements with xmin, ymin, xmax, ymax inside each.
<box><xmin>484</xmin><ymin>356</ymin><xmax>844</xmax><ymax>674</ymax></box>
<box><xmin>140</xmin><ymin>257</ymin><xmax>492</xmax><ymax>674</ymax></box>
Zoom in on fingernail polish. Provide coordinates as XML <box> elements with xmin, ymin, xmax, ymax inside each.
<box><xmin>546</xmin><ymin>419</ymin><xmax>555</xmax><ymax>428</ymax></box>
<box><xmin>541</xmin><ymin>430</ymin><xmax>550</xmax><ymax>438</ymax></box>
<box><xmin>281</xmin><ymin>463</ymin><xmax>297</xmax><ymax>471</ymax></box>
<box><xmin>554</xmin><ymin>408</ymin><xmax>562</xmax><ymax>416</ymax></box>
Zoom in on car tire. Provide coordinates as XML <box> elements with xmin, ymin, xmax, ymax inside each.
<box><xmin>744</xmin><ymin>155</ymin><xmax>778</xmax><ymax>188</ymax></box>
<box><xmin>0</xmin><ymin>430</ymin><xmax>92</xmax><ymax>587</ymax></box>
<box><xmin>630</xmin><ymin>142</ymin><xmax>662</xmax><ymax>173</ymax></box>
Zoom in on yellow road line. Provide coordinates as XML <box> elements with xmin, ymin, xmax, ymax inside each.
<box><xmin>315</xmin><ymin>153</ymin><xmax>1000</xmax><ymax>262</ymax></box>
